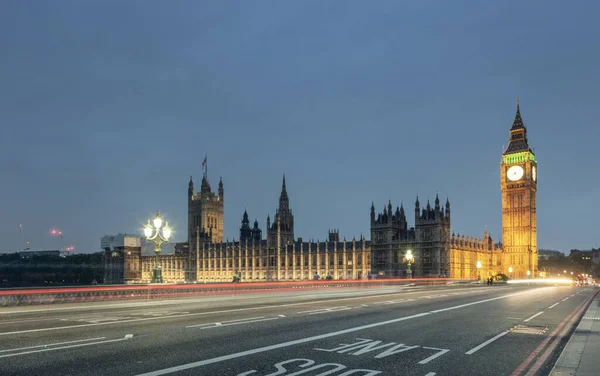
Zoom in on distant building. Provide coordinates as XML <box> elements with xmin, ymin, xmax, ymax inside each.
<box><xmin>18</xmin><ymin>249</ymin><xmax>61</xmax><ymax>258</ymax></box>
<box><xmin>538</xmin><ymin>249</ymin><xmax>564</xmax><ymax>260</ymax></box>
<box><xmin>101</xmin><ymin>234</ymin><xmax>142</xmax><ymax>284</ymax></box>
<box><xmin>102</xmin><ymin>234</ymin><xmax>188</xmax><ymax>283</ymax></box>
<box><xmin>569</xmin><ymin>249</ymin><xmax>600</xmax><ymax>264</ymax></box>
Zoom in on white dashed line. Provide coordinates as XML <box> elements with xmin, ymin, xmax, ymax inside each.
<box><xmin>523</xmin><ymin>311</ymin><xmax>544</xmax><ymax>322</ymax></box>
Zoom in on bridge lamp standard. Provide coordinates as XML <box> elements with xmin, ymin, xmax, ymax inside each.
<box><xmin>144</xmin><ymin>211</ymin><xmax>172</xmax><ymax>284</ymax></box>
<box><xmin>476</xmin><ymin>261</ymin><xmax>482</xmax><ymax>282</ymax></box>
<box><xmin>405</xmin><ymin>250</ymin><xmax>414</xmax><ymax>279</ymax></box>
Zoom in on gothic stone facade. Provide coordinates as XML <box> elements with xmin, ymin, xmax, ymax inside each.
<box><xmin>500</xmin><ymin>100</ymin><xmax>538</xmax><ymax>278</ymax></box>
<box><xmin>370</xmin><ymin>101</ymin><xmax>537</xmax><ymax>280</ymax></box>
<box><xmin>112</xmin><ymin>101</ymin><xmax>538</xmax><ymax>283</ymax></box>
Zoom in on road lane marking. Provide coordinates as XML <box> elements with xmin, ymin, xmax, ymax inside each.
<box><xmin>561</xmin><ymin>297</ymin><xmax>569</xmax><ymax>302</ymax></box>
<box><xmin>200</xmin><ymin>318</ymin><xmax>279</xmax><ymax>329</ymax></box>
<box><xmin>134</xmin><ymin>289</ymin><xmax>538</xmax><ymax>376</ymax></box>
<box><xmin>136</xmin><ymin>312</ymin><xmax>432</xmax><ymax>376</ymax></box>
<box><xmin>523</xmin><ymin>311</ymin><xmax>544</xmax><ymax>322</ymax></box>
<box><xmin>187</xmin><ymin>316</ymin><xmax>266</xmax><ymax>328</ymax></box>
<box><xmin>297</xmin><ymin>307</ymin><xmax>351</xmax><ymax>314</ymax></box>
<box><xmin>465</xmin><ymin>332</ymin><xmax>508</xmax><ymax>355</ymax></box>
<box><xmin>430</xmin><ymin>293</ymin><xmax>527</xmax><ymax>313</ymax></box>
<box><xmin>0</xmin><ymin>337</ymin><xmax>106</xmax><ymax>353</ymax></box>
<box><xmin>424</xmin><ymin>373</ymin><xmax>436</xmax><ymax>376</ymax></box>
<box><xmin>0</xmin><ymin>287</ymin><xmax>491</xmax><ymax>336</ymax></box>
<box><xmin>548</xmin><ymin>302</ymin><xmax>560</xmax><ymax>309</ymax></box>
<box><xmin>309</xmin><ymin>307</ymin><xmax>352</xmax><ymax>315</ymax></box>
<box><xmin>0</xmin><ymin>335</ymin><xmax>133</xmax><ymax>358</ymax></box>
<box><xmin>418</xmin><ymin>347</ymin><xmax>450</xmax><ymax>364</ymax></box>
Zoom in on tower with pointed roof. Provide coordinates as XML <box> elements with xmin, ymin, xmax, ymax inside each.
<box><xmin>500</xmin><ymin>99</ymin><xmax>538</xmax><ymax>278</ymax></box>
<box><xmin>267</xmin><ymin>175</ymin><xmax>295</xmax><ymax>248</ymax></box>
<box><xmin>187</xmin><ymin>157</ymin><xmax>224</xmax><ymax>247</ymax></box>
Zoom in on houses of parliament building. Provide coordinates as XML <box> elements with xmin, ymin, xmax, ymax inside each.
<box><xmin>105</xmin><ymin>102</ymin><xmax>538</xmax><ymax>283</ymax></box>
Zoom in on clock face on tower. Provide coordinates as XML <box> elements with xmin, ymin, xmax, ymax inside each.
<box><xmin>532</xmin><ymin>166</ymin><xmax>537</xmax><ymax>182</ymax></box>
<box><xmin>507</xmin><ymin>165</ymin><xmax>524</xmax><ymax>181</ymax></box>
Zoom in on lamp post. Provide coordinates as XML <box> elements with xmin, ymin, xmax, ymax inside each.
<box><xmin>476</xmin><ymin>261</ymin><xmax>482</xmax><ymax>282</ymax></box>
<box><xmin>508</xmin><ymin>266</ymin><xmax>513</xmax><ymax>280</ymax></box>
<box><xmin>144</xmin><ymin>211</ymin><xmax>172</xmax><ymax>284</ymax></box>
<box><xmin>527</xmin><ymin>270</ymin><xmax>531</xmax><ymax>279</ymax></box>
<box><xmin>405</xmin><ymin>249</ymin><xmax>414</xmax><ymax>279</ymax></box>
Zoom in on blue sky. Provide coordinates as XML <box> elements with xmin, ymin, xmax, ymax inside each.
<box><xmin>1</xmin><ymin>0</ymin><xmax>598</xmax><ymax>254</ymax></box>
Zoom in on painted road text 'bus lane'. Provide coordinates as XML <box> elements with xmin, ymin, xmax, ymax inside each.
<box><xmin>233</xmin><ymin>337</ymin><xmax>449</xmax><ymax>376</ymax></box>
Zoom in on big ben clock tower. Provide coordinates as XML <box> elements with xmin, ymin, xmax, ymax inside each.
<box><xmin>501</xmin><ymin>99</ymin><xmax>538</xmax><ymax>279</ymax></box>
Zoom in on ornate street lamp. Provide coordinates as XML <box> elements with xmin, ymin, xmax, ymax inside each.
<box><xmin>476</xmin><ymin>261</ymin><xmax>482</xmax><ymax>281</ymax></box>
<box><xmin>144</xmin><ymin>211</ymin><xmax>172</xmax><ymax>283</ymax></box>
<box><xmin>405</xmin><ymin>249</ymin><xmax>414</xmax><ymax>279</ymax></box>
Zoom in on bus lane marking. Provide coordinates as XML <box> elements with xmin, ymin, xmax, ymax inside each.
<box><xmin>134</xmin><ymin>289</ymin><xmax>536</xmax><ymax>376</ymax></box>
<box><xmin>315</xmin><ymin>337</ymin><xmax>449</xmax><ymax>364</ymax></box>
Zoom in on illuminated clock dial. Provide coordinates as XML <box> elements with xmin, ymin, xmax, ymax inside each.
<box><xmin>532</xmin><ymin>166</ymin><xmax>537</xmax><ymax>182</ymax></box>
<box><xmin>507</xmin><ymin>165</ymin><xmax>524</xmax><ymax>181</ymax></box>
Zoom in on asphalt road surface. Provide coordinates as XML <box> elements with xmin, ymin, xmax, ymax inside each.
<box><xmin>0</xmin><ymin>283</ymin><xmax>596</xmax><ymax>376</ymax></box>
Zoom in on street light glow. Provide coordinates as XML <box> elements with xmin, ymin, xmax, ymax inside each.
<box><xmin>476</xmin><ymin>261</ymin><xmax>482</xmax><ymax>269</ymax></box>
<box><xmin>162</xmin><ymin>223</ymin><xmax>171</xmax><ymax>240</ymax></box>
<box><xmin>153</xmin><ymin>213</ymin><xmax>163</xmax><ymax>229</ymax></box>
<box><xmin>508</xmin><ymin>266</ymin><xmax>513</xmax><ymax>273</ymax></box>
<box><xmin>144</xmin><ymin>220</ymin><xmax>153</xmax><ymax>237</ymax></box>
<box><xmin>406</xmin><ymin>249</ymin><xmax>413</xmax><ymax>262</ymax></box>
<box><xmin>144</xmin><ymin>211</ymin><xmax>172</xmax><ymax>284</ymax></box>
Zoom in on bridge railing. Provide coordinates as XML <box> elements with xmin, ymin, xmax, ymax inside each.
<box><xmin>0</xmin><ymin>278</ymin><xmax>474</xmax><ymax>307</ymax></box>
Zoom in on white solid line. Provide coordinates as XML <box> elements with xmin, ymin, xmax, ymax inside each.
<box><xmin>134</xmin><ymin>290</ymin><xmax>535</xmax><ymax>376</ymax></box>
<box><xmin>297</xmin><ymin>306</ymin><xmax>349</xmax><ymax>314</ymax></box>
<box><xmin>548</xmin><ymin>302</ymin><xmax>560</xmax><ymax>309</ymax></box>
<box><xmin>0</xmin><ymin>287</ymin><xmax>479</xmax><ymax>336</ymax></box>
<box><xmin>186</xmin><ymin>316</ymin><xmax>266</xmax><ymax>328</ymax></box>
<box><xmin>424</xmin><ymin>373</ymin><xmax>437</xmax><ymax>376</ymax></box>
<box><xmin>200</xmin><ymin>317</ymin><xmax>279</xmax><ymax>329</ymax></box>
<box><xmin>0</xmin><ymin>337</ymin><xmax>130</xmax><ymax>358</ymax></box>
<box><xmin>524</xmin><ymin>311</ymin><xmax>545</xmax><ymax>322</ymax></box>
<box><xmin>431</xmin><ymin>295</ymin><xmax>514</xmax><ymax>313</ymax></box>
<box><xmin>465</xmin><ymin>331</ymin><xmax>508</xmax><ymax>355</ymax></box>
<box><xmin>308</xmin><ymin>308</ymin><xmax>352</xmax><ymax>315</ymax></box>
<box><xmin>136</xmin><ymin>312</ymin><xmax>432</xmax><ymax>376</ymax></box>
<box><xmin>561</xmin><ymin>297</ymin><xmax>569</xmax><ymax>302</ymax></box>
<box><xmin>278</xmin><ymin>315</ymin><xmax>286</xmax><ymax>317</ymax></box>
<box><xmin>0</xmin><ymin>337</ymin><xmax>106</xmax><ymax>353</ymax></box>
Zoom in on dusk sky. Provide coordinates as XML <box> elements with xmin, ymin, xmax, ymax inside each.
<box><xmin>1</xmin><ymin>1</ymin><xmax>598</xmax><ymax>254</ymax></box>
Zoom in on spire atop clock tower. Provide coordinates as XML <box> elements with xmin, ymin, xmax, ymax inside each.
<box><xmin>504</xmin><ymin>99</ymin><xmax>532</xmax><ymax>155</ymax></box>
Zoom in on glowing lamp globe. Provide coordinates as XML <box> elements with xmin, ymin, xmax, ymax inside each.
<box><xmin>144</xmin><ymin>221</ymin><xmax>153</xmax><ymax>237</ymax></box>
<box><xmin>162</xmin><ymin>223</ymin><xmax>171</xmax><ymax>240</ymax></box>
<box><xmin>153</xmin><ymin>215</ymin><xmax>163</xmax><ymax>229</ymax></box>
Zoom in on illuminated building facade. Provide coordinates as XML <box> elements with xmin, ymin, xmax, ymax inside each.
<box><xmin>104</xmin><ymin>102</ymin><xmax>537</xmax><ymax>283</ymax></box>
<box><xmin>500</xmin><ymin>100</ymin><xmax>538</xmax><ymax>278</ymax></box>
